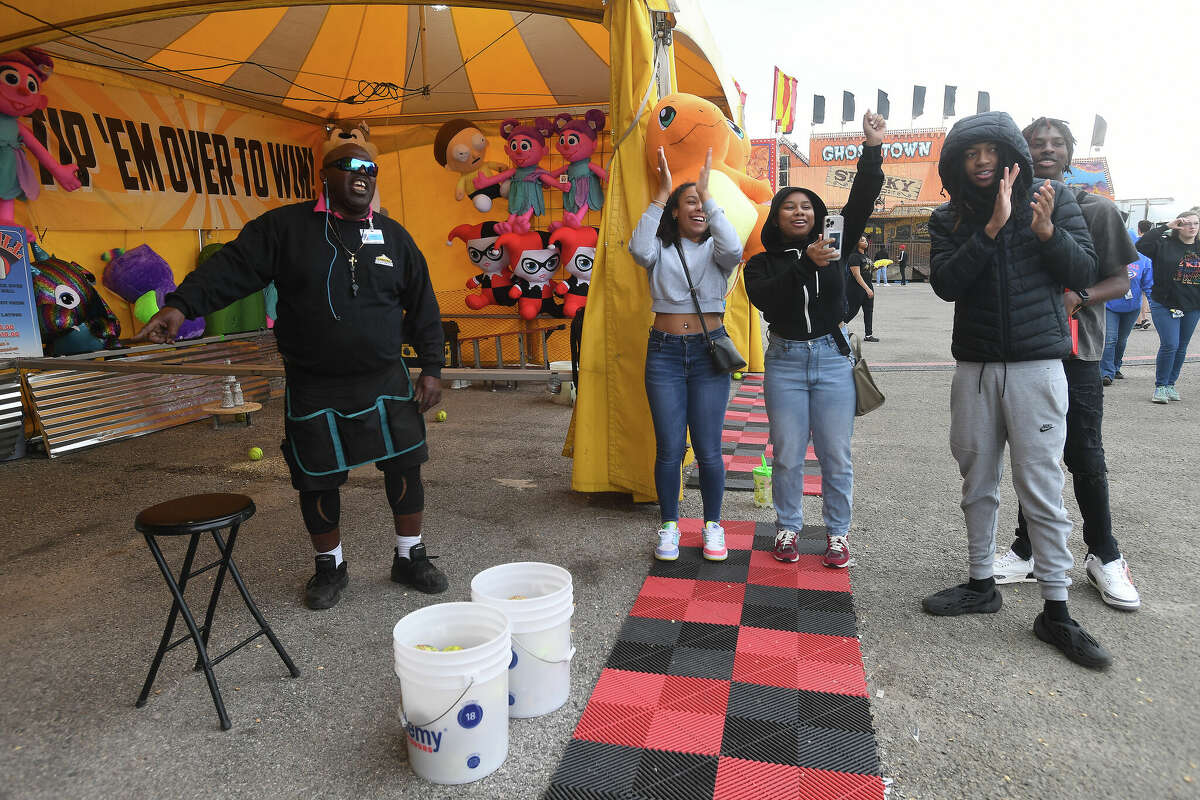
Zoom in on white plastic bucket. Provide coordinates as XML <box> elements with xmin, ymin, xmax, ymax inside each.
<box><xmin>470</xmin><ymin>562</ymin><xmax>575</xmax><ymax>718</ymax></box>
<box><xmin>392</xmin><ymin>602</ymin><xmax>511</xmax><ymax>784</ymax></box>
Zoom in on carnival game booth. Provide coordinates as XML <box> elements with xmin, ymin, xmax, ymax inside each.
<box><xmin>0</xmin><ymin>1</ymin><xmax>763</xmax><ymax>502</ymax></box>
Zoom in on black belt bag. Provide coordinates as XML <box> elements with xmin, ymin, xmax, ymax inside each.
<box><xmin>674</xmin><ymin>242</ymin><xmax>747</xmax><ymax>374</ymax></box>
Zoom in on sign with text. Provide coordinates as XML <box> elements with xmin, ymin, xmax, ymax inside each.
<box><xmin>826</xmin><ymin>167</ymin><xmax>924</xmax><ymax>200</ymax></box>
<box><xmin>18</xmin><ymin>73</ymin><xmax>322</xmax><ymax>232</ymax></box>
<box><xmin>811</xmin><ymin>131</ymin><xmax>944</xmax><ymax>166</ymax></box>
<box><xmin>0</xmin><ymin>227</ymin><xmax>43</xmax><ymax>357</ymax></box>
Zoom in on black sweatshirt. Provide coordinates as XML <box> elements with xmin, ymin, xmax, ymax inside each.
<box><xmin>1136</xmin><ymin>224</ymin><xmax>1200</xmax><ymax>311</ymax></box>
<box><xmin>166</xmin><ymin>202</ymin><xmax>444</xmax><ymax>379</ymax></box>
<box><xmin>744</xmin><ymin>144</ymin><xmax>884</xmax><ymax>340</ymax></box>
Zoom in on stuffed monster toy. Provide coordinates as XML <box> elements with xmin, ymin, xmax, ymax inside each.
<box><xmin>29</xmin><ymin>245</ymin><xmax>121</xmax><ymax>355</ymax></box>
<box><xmin>102</xmin><ymin>244</ymin><xmax>205</xmax><ymax>340</ymax></box>
<box><xmin>322</xmin><ymin>121</ymin><xmax>381</xmax><ymax>213</ymax></box>
<box><xmin>550</xmin><ymin>110</ymin><xmax>607</xmax><ymax>229</ymax></box>
<box><xmin>434</xmin><ymin>119</ymin><xmax>509</xmax><ymax>213</ymax></box>
<box><xmin>473</xmin><ymin>118</ymin><xmax>560</xmax><ymax>235</ymax></box>
<box><xmin>550</xmin><ymin>225</ymin><xmax>597</xmax><ymax>318</ymax></box>
<box><xmin>446</xmin><ymin>221</ymin><xmax>516</xmax><ymax>310</ymax></box>
<box><xmin>497</xmin><ymin>230</ymin><xmax>561</xmax><ymax>320</ymax></box>
<box><xmin>0</xmin><ymin>48</ymin><xmax>83</xmax><ymax>238</ymax></box>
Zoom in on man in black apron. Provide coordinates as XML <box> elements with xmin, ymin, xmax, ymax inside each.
<box><xmin>135</xmin><ymin>142</ymin><xmax>447</xmax><ymax>610</ymax></box>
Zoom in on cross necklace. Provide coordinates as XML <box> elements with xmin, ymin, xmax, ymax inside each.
<box><xmin>326</xmin><ymin>217</ymin><xmax>366</xmax><ymax>296</ymax></box>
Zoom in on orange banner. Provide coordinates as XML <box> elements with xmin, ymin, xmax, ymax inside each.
<box><xmin>810</xmin><ymin>129</ymin><xmax>945</xmax><ymax>166</ymax></box>
<box><xmin>17</xmin><ymin>73</ymin><xmax>323</xmax><ymax>232</ymax></box>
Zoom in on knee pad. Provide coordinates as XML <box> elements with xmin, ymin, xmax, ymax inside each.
<box><xmin>383</xmin><ymin>463</ymin><xmax>424</xmax><ymax>514</ymax></box>
<box><xmin>299</xmin><ymin>489</ymin><xmax>340</xmax><ymax>535</ymax></box>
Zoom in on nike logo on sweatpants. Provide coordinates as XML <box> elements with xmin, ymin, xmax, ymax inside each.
<box><xmin>1039</xmin><ymin>424</ymin><xmax>1054</xmax><ymax>432</ymax></box>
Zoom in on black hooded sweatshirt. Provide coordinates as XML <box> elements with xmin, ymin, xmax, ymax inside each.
<box><xmin>929</xmin><ymin>112</ymin><xmax>1097</xmax><ymax>362</ymax></box>
<box><xmin>745</xmin><ymin>144</ymin><xmax>884</xmax><ymax>340</ymax></box>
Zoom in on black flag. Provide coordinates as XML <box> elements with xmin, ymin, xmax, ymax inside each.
<box><xmin>842</xmin><ymin>91</ymin><xmax>855</xmax><ymax>123</ymax></box>
<box><xmin>1090</xmin><ymin>115</ymin><xmax>1107</xmax><ymax>148</ymax></box>
<box><xmin>912</xmin><ymin>85</ymin><xmax>926</xmax><ymax>118</ymax></box>
<box><xmin>977</xmin><ymin>91</ymin><xmax>990</xmax><ymax>113</ymax></box>
<box><xmin>877</xmin><ymin>90</ymin><xmax>890</xmax><ymax>120</ymax></box>
<box><xmin>943</xmin><ymin>85</ymin><xmax>956</xmax><ymax>117</ymax></box>
<box><xmin>813</xmin><ymin>94</ymin><xmax>825</xmax><ymax>125</ymax></box>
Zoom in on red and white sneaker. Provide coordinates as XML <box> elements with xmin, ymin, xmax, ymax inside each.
<box><xmin>822</xmin><ymin>535</ymin><xmax>850</xmax><ymax>568</ymax></box>
<box><xmin>702</xmin><ymin>521</ymin><xmax>728</xmax><ymax>561</ymax></box>
<box><xmin>773</xmin><ymin>529</ymin><xmax>800</xmax><ymax>563</ymax></box>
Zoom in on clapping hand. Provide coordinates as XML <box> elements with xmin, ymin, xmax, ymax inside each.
<box><xmin>1030</xmin><ymin>180</ymin><xmax>1055</xmax><ymax>242</ymax></box>
<box><xmin>654</xmin><ymin>147</ymin><xmax>673</xmax><ymax>203</ymax></box>
<box><xmin>696</xmin><ymin>148</ymin><xmax>712</xmax><ymax>203</ymax></box>
<box><xmin>985</xmin><ymin>164</ymin><xmax>1021</xmax><ymax>240</ymax></box>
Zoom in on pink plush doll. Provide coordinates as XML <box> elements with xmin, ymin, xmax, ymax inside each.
<box><xmin>497</xmin><ymin>230</ymin><xmax>560</xmax><ymax>320</ymax></box>
<box><xmin>446</xmin><ymin>221</ymin><xmax>516</xmax><ymax>310</ymax></box>
<box><xmin>0</xmin><ymin>48</ymin><xmax>82</xmax><ymax>239</ymax></box>
<box><xmin>549</xmin><ymin>110</ymin><xmax>607</xmax><ymax>229</ymax></box>
<box><xmin>472</xmin><ymin>118</ymin><xmax>559</xmax><ymax>235</ymax></box>
<box><xmin>549</xmin><ymin>225</ymin><xmax>597</xmax><ymax>318</ymax></box>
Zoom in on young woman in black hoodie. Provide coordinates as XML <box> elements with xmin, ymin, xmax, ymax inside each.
<box><xmin>744</xmin><ymin>112</ymin><xmax>885</xmax><ymax>568</ymax></box>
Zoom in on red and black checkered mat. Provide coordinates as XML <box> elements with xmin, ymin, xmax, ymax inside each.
<box><xmin>687</xmin><ymin>374</ymin><xmax>823</xmax><ymax>495</ymax></box>
<box><xmin>543</xmin><ymin>519</ymin><xmax>884</xmax><ymax>800</ymax></box>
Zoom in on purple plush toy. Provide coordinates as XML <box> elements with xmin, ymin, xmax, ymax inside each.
<box><xmin>101</xmin><ymin>244</ymin><xmax>205</xmax><ymax>340</ymax></box>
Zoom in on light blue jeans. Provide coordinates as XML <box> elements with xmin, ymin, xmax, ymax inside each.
<box><xmin>763</xmin><ymin>332</ymin><xmax>856</xmax><ymax>535</ymax></box>
<box><xmin>1149</xmin><ymin>300</ymin><xmax>1200</xmax><ymax>387</ymax></box>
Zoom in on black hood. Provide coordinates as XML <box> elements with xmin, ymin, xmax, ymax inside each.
<box><xmin>760</xmin><ymin>186</ymin><xmax>828</xmax><ymax>252</ymax></box>
<box><xmin>939</xmin><ymin>111</ymin><xmax>1034</xmax><ymax>221</ymax></box>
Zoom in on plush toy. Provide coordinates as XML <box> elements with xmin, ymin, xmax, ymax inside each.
<box><xmin>101</xmin><ymin>244</ymin><xmax>205</xmax><ymax>340</ymax></box>
<box><xmin>0</xmin><ymin>48</ymin><xmax>83</xmax><ymax>239</ymax></box>
<box><xmin>549</xmin><ymin>110</ymin><xmax>607</xmax><ymax>229</ymax></box>
<box><xmin>723</xmin><ymin>118</ymin><xmax>773</xmax><ymax>204</ymax></box>
<box><xmin>434</xmin><ymin>119</ymin><xmax>509</xmax><ymax>213</ymax></box>
<box><xmin>321</xmin><ymin>121</ymin><xmax>381</xmax><ymax>212</ymax></box>
<box><xmin>446</xmin><ymin>221</ymin><xmax>516</xmax><ymax>310</ymax></box>
<box><xmin>29</xmin><ymin>245</ymin><xmax>121</xmax><ymax>355</ymax></box>
<box><xmin>550</xmin><ymin>225</ymin><xmax>597</xmax><ymax>318</ymax></box>
<box><xmin>473</xmin><ymin>118</ymin><xmax>560</xmax><ymax>234</ymax></box>
<box><xmin>645</xmin><ymin>93</ymin><xmax>773</xmax><ymax>262</ymax></box>
<box><xmin>497</xmin><ymin>230</ymin><xmax>560</xmax><ymax>320</ymax></box>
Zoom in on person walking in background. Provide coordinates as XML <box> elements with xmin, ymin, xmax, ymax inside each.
<box><xmin>896</xmin><ymin>244</ymin><xmax>909</xmax><ymax>285</ymax></box>
<box><xmin>844</xmin><ymin>234</ymin><xmax>878</xmax><ymax>342</ymax></box>
<box><xmin>1137</xmin><ymin>210</ymin><xmax>1200</xmax><ymax>403</ymax></box>
<box><xmin>924</xmin><ymin>111</ymin><xmax>1108</xmax><ymax>668</ymax></box>
<box><xmin>1101</xmin><ymin>221</ymin><xmax>1155</xmax><ymax>385</ymax></box>
<box><xmin>745</xmin><ymin>111</ymin><xmax>886</xmax><ymax>569</ymax></box>
<box><xmin>630</xmin><ymin>147</ymin><xmax>743</xmax><ymax>563</ymax></box>
<box><xmin>991</xmin><ymin>116</ymin><xmax>1139</xmax><ymax>612</ymax></box>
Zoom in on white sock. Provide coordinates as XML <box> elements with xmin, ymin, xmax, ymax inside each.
<box><xmin>396</xmin><ymin>535</ymin><xmax>422</xmax><ymax>559</ymax></box>
<box><xmin>318</xmin><ymin>543</ymin><xmax>344</xmax><ymax>567</ymax></box>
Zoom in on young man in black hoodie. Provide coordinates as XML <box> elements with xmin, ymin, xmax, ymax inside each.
<box><xmin>135</xmin><ymin>142</ymin><xmax>449</xmax><ymax>610</ymax></box>
<box><xmin>924</xmin><ymin>111</ymin><xmax>1110</xmax><ymax>668</ymax></box>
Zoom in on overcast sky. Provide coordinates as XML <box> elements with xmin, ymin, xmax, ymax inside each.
<box><xmin>703</xmin><ymin>0</ymin><xmax>1195</xmax><ymax>220</ymax></box>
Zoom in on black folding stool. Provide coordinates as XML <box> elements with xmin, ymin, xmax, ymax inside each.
<box><xmin>134</xmin><ymin>493</ymin><xmax>299</xmax><ymax>730</ymax></box>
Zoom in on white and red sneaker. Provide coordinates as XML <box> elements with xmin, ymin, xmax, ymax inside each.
<box><xmin>702</xmin><ymin>521</ymin><xmax>728</xmax><ymax>561</ymax></box>
<box><xmin>773</xmin><ymin>529</ymin><xmax>800</xmax><ymax>563</ymax></box>
<box><xmin>822</xmin><ymin>535</ymin><xmax>850</xmax><ymax>568</ymax></box>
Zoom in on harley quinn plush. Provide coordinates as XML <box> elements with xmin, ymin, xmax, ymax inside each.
<box><xmin>497</xmin><ymin>230</ymin><xmax>560</xmax><ymax>320</ymax></box>
<box><xmin>472</xmin><ymin>118</ymin><xmax>560</xmax><ymax>234</ymax></box>
<box><xmin>549</xmin><ymin>225</ymin><xmax>597</xmax><ymax>318</ymax></box>
<box><xmin>446</xmin><ymin>221</ymin><xmax>516</xmax><ymax>310</ymax></box>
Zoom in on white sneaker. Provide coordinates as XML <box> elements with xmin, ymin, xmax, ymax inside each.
<box><xmin>702</xmin><ymin>521</ymin><xmax>728</xmax><ymax>561</ymax></box>
<box><xmin>1085</xmin><ymin>554</ymin><xmax>1141</xmax><ymax>610</ymax></box>
<box><xmin>993</xmin><ymin>547</ymin><xmax>1036</xmax><ymax>584</ymax></box>
<box><xmin>654</xmin><ymin>525</ymin><xmax>680</xmax><ymax>561</ymax></box>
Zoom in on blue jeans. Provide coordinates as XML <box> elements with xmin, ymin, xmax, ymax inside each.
<box><xmin>763</xmin><ymin>332</ymin><xmax>856</xmax><ymax>535</ymax></box>
<box><xmin>644</xmin><ymin>328</ymin><xmax>732</xmax><ymax>523</ymax></box>
<box><xmin>875</xmin><ymin>268</ymin><xmax>888</xmax><ymax>284</ymax></box>
<box><xmin>1101</xmin><ymin>307</ymin><xmax>1140</xmax><ymax>380</ymax></box>
<box><xmin>1149</xmin><ymin>300</ymin><xmax>1200</xmax><ymax>387</ymax></box>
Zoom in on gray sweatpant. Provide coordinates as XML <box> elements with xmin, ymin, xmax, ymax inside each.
<box><xmin>949</xmin><ymin>360</ymin><xmax>1074</xmax><ymax>601</ymax></box>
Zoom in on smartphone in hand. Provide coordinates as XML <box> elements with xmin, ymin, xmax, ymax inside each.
<box><xmin>824</xmin><ymin>215</ymin><xmax>845</xmax><ymax>260</ymax></box>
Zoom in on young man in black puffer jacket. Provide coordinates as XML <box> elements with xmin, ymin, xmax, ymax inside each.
<box><xmin>923</xmin><ymin>111</ymin><xmax>1110</xmax><ymax>669</ymax></box>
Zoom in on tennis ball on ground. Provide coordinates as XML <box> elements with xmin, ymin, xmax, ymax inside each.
<box><xmin>733</xmin><ymin>372</ymin><xmax>744</xmax><ymax>380</ymax></box>
<box><xmin>435</xmin><ymin>410</ymin><xmax>447</xmax><ymax>422</ymax></box>
<box><xmin>248</xmin><ymin>446</ymin><xmax>264</xmax><ymax>461</ymax></box>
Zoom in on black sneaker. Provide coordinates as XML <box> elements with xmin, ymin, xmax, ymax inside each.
<box><xmin>305</xmin><ymin>554</ymin><xmax>348</xmax><ymax>610</ymax></box>
<box><xmin>1115</xmin><ymin>370</ymin><xmax>1125</xmax><ymax>379</ymax></box>
<box><xmin>864</xmin><ymin>335</ymin><xmax>880</xmax><ymax>342</ymax></box>
<box><xmin>1034</xmin><ymin>613</ymin><xmax>1112</xmax><ymax>669</ymax></box>
<box><xmin>391</xmin><ymin>543</ymin><xmax>448</xmax><ymax>594</ymax></box>
<box><xmin>922</xmin><ymin>583</ymin><xmax>1003</xmax><ymax>616</ymax></box>
<box><xmin>1102</xmin><ymin>376</ymin><xmax>1113</xmax><ymax>386</ymax></box>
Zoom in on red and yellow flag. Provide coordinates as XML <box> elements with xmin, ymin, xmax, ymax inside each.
<box><xmin>772</xmin><ymin>67</ymin><xmax>798</xmax><ymax>134</ymax></box>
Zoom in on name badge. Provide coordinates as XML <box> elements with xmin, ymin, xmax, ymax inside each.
<box><xmin>361</xmin><ymin>228</ymin><xmax>384</xmax><ymax>245</ymax></box>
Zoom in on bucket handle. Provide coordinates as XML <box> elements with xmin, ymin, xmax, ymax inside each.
<box><xmin>513</xmin><ymin>636</ymin><xmax>576</xmax><ymax>665</ymax></box>
<box><xmin>400</xmin><ymin>676</ymin><xmax>475</xmax><ymax>729</ymax></box>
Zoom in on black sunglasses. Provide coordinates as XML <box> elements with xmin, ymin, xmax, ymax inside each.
<box><xmin>328</xmin><ymin>157</ymin><xmax>378</xmax><ymax>177</ymax></box>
